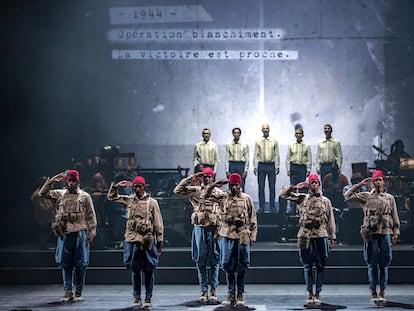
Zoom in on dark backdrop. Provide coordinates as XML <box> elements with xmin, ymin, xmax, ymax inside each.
<box><xmin>1</xmin><ymin>0</ymin><xmax>414</xmax><ymax>247</ymax></box>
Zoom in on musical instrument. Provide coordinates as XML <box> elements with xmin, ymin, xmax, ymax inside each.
<box><xmin>372</xmin><ymin>145</ymin><xmax>398</xmax><ymax>165</ymax></box>
<box><xmin>372</xmin><ymin>144</ymin><xmax>414</xmax><ymax>175</ymax></box>
<box><xmin>372</xmin><ymin>145</ymin><xmax>389</xmax><ymax>158</ymax></box>
<box><xmin>352</xmin><ymin>162</ymin><xmax>368</xmax><ymax>177</ymax></box>
<box><xmin>400</xmin><ymin>158</ymin><xmax>414</xmax><ymax>176</ymax></box>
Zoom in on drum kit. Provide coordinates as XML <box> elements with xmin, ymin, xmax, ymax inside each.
<box><xmin>371</xmin><ymin>145</ymin><xmax>414</xmax><ymax>225</ymax></box>
<box><xmin>372</xmin><ymin>147</ymin><xmax>414</xmax><ymax>196</ymax></box>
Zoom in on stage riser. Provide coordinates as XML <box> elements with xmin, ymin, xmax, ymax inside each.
<box><xmin>1</xmin><ymin>267</ymin><xmax>413</xmax><ymax>285</ymax></box>
<box><xmin>1</xmin><ymin>249</ymin><xmax>413</xmax><ymax>267</ymax></box>
<box><xmin>2</xmin><ymin>246</ymin><xmax>413</xmax><ymax>285</ymax></box>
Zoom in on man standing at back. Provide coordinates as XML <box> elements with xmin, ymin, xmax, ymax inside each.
<box><xmin>285</xmin><ymin>127</ymin><xmax>312</xmax><ymax>213</ymax></box>
<box><xmin>316</xmin><ymin>124</ymin><xmax>343</xmax><ymax>185</ymax></box>
<box><xmin>225</xmin><ymin>127</ymin><xmax>249</xmax><ymax>191</ymax></box>
<box><xmin>253</xmin><ymin>124</ymin><xmax>280</xmax><ymax>213</ymax></box>
<box><xmin>193</xmin><ymin>128</ymin><xmax>220</xmax><ymax>175</ymax></box>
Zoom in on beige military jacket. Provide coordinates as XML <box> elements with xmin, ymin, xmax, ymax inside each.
<box><xmin>107</xmin><ymin>182</ymin><xmax>164</xmax><ymax>243</ymax></box>
<box><xmin>39</xmin><ymin>178</ymin><xmax>97</xmax><ymax>237</ymax></box>
<box><xmin>279</xmin><ymin>186</ymin><xmax>336</xmax><ymax>240</ymax></box>
<box><xmin>344</xmin><ymin>184</ymin><xmax>400</xmax><ymax>236</ymax></box>
<box><xmin>173</xmin><ymin>176</ymin><xmax>224</xmax><ymax>227</ymax></box>
<box><xmin>217</xmin><ymin>191</ymin><xmax>257</xmax><ymax>242</ymax></box>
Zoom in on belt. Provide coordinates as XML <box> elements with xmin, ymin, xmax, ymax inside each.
<box><xmin>320</xmin><ymin>162</ymin><xmax>334</xmax><ymax>165</ymax></box>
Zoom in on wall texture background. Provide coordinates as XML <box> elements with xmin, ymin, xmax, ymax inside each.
<box><xmin>2</xmin><ymin>0</ymin><xmax>414</xmax><ymax>246</ymax></box>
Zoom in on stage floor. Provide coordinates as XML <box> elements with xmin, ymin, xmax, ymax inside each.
<box><xmin>1</xmin><ymin>284</ymin><xmax>413</xmax><ymax>311</ymax></box>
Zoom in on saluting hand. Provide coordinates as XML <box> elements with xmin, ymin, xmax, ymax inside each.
<box><xmin>191</xmin><ymin>172</ymin><xmax>204</xmax><ymax>182</ymax></box>
<box><xmin>50</xmin><ymin>172</ymin><xmax>66</xmax><ymax>183</ymax></box>
<box><xmin>360</xmin><ymin>177</ymin><xmax>372</xmax><ymax>186</ymax></box>
<box><xmin>295</xmin><ymin>181</ymin><xmax>309</xmax><ymax>189</ymax></box>
<box><xmin>116</xmin><ymin>180</ymin><xmax>133</xmax><ymax>187</ymax></box>
<box><xmin>212</xmin><ymin>179</ymin><xmax>228</xmax><ymax>188</ymax></box>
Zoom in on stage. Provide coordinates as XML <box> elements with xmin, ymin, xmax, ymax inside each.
<box><xmin>1</xmin><ymin>284</ymin><xmax>414</xmax><ymax>311</ymax></box>
<box><xmin>1</xmin><ymin>242</ymin><xmax>414</xmax><ymax>286</ymax></box>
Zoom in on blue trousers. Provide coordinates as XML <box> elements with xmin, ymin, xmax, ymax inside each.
<box><xmin>288</xmin><ymin>163</ymin><xmax>307</xmax><ymax>213</ymax></box>
<box><xmin>319</xmin><ymin>163</ymin><xmax>333</xmax><ymax>187</ymax></box>
<box><xmin>229</xmin><ymin>161</ymin><xmax>247</xmax><ymax>191</ymax></box>
<box><xmin>257</xmin><ymin>162</ymin><xmax>276</xmax><ymax>211</ymax></box>
<box><xmin>299</xmin><ymin>237</ymin><xmax>330</xmax><ymax>293</ymax></box>
<box><xmin>191</xmin><ymin>225</ymin><xmax>220</xmax><ymax>292</ymax></box>
<box><xmin>363</xmin><ymin>234</ymin><xmax>392</xmax><ymax>291</ymax></box>
<box><xmin>123</xmin><ymin>241</ymin><xmax>159</xmax><ymax>298</ymax></box>
<box><xmin>55</xmin><ymin>230</ymin><xmax>89</xmax><ymax>292</ymax></box>
<box><xmin>219</xmin><ymin>237</ymin><xmax>250</xmax><ymax>294</ymax></box>
<box><xmin>131</xmin><ymin>270</ymin><xmax>154</xmax><ymax>299</ymax></box>
<box><xmin>289</xmin><ymin>163</ymin><xmax>307</xmax><ymax>186</ymax></box>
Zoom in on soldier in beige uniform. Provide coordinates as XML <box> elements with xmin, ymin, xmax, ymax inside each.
<box><xmin>107</xmin><ymin>176</ymin><xmax>164</xmax><ymax>308</ymax></box>
<box><xmin>344</xmin><ymin>170</ymin><xmax>400</xmax><ymax>303</ymax></box>
<box><xmin>316</xmin><ymin>124</ymin><xmax>343</xmax><ymax>185</ymax></box>
<box><xmin>217</xmin><ymin>173</ymin><xmax>257</xmax><ymax>306</ymax></box>
<box><xmin>279</xmin><ymin>174</ymin><xmax>336</xmax><ymax>304</ymax></box>
<box><xmin>38</xmin><ymin>170</ymin><xmax>97</xmax><ymax>302</ymax></box>
<box><xmin>173</xmin><ymin>167</ymin><xmax>227</xmax><ymax>303</ymax></box>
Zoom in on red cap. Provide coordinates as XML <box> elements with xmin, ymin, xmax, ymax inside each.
<box><xmin>66</xmin><ymin>170</ymin><xmax>80</xmax><ymax>182</ymax></box>
<box><xmin>308</xmin><ymin>174</ymin><xmax>320</xmax><ymax>184</ymax></box>
<box><xmin>202</xmin><ymin>167</ymin><xmax>215</xmax><ymax>177</ymax></box>
<box><xmin>133</xmin><ymin>176</ymin><xmax>146</xmax><ymax>188</ymax></box>
<box><xmin>372</xmin><ymin>170</ymin><xmax>384</xmax><ymax>179</ymax></box>
<box><xmin>228</xmin><ymin>173</ymin><xmax>242</xmax><ymax>184</ymax></box>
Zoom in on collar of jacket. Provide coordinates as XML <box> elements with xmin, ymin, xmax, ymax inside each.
<box><xmin>309</xmin><ymin>191</ymin><xmax>322</xmax><ymax>197</ymax></box>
